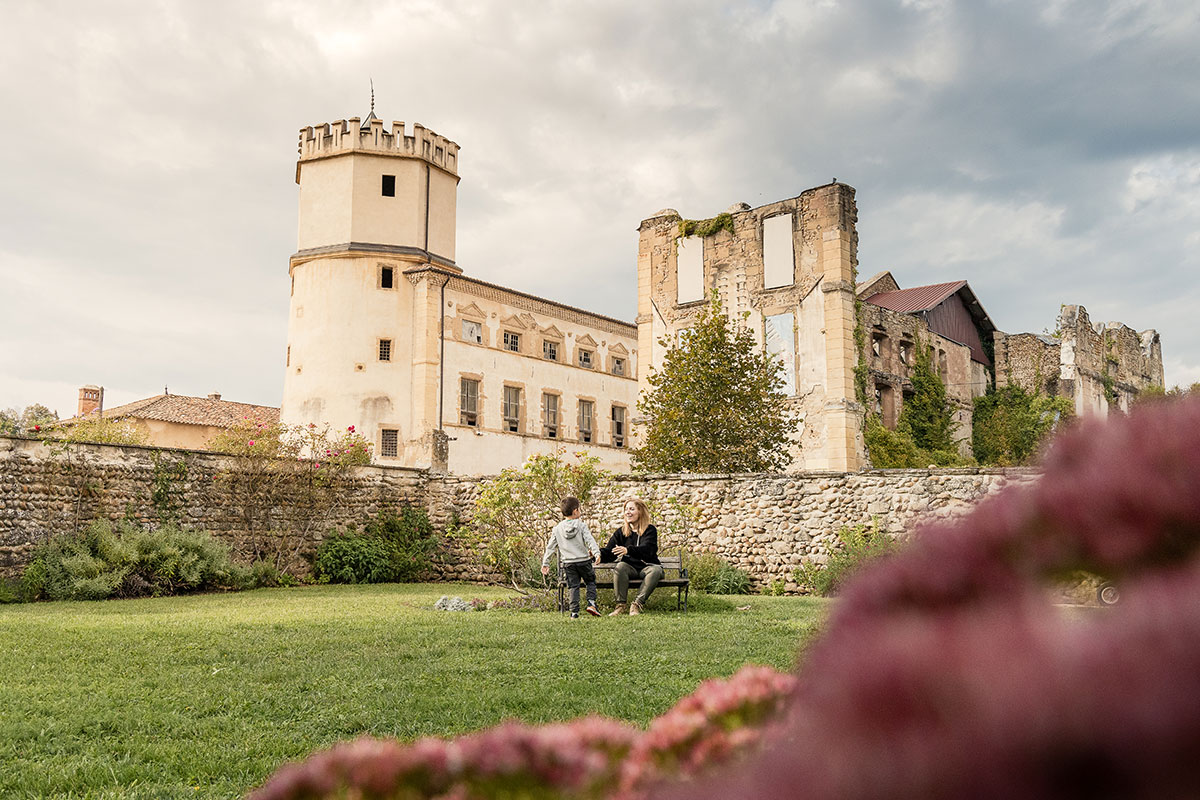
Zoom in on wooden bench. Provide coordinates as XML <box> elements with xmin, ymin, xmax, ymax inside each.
<box><xmin>556</xmin><ymin>550</ymin><xmax>690</xmax><ymax>613</ymax></box>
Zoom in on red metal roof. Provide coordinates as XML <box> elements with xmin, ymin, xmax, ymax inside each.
<box><xmin>864</xmin><ymin>281</ymin><xmax>967</xmax><ymax>314</ymax></box>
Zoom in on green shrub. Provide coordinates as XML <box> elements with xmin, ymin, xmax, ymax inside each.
<box><xmin>0</xmin><ymin>577</ymin><xmax>18</xmax><ymax>604</ymax></box>
<box><xmin>313</xmin><ymin>506</ymin><xmax>439</xmax><ymax>585</ymax></box>
<box><xmin>708</xmin><ymin>563</ymin><xmax>753</xmax><ymax>595</ymax></box>
<box><xmin>19</xmin><ymin>521</ymin><xmax>252</xmax><ymax>601</ymax></box>
<box><xmin>251</xmin><ymin>559</ymin><xmax>281</xmax><ymax>588</ymax></box>
<box><xmin>794</xmin><ymin>522</ymin><xmax>899</xmax><ymax>596</ymax></box>
<box><xmin>366</xmin><ymin>507</ymin><xmax>439</xmax><ymax>582</ymax></box>
<box><xmin>762</xmin><ymin>578</ymin><xmax>787</xmax><ymax>596</ymax></box>
<box><xmin>686</xmin><ymin>552</ymin><xmax>728</xmax><ymax>593</ymax></box>
<box><xmin>313</xmin><ymin>534</ymin><xmax>397</xmax><ymax>584</ymax></box>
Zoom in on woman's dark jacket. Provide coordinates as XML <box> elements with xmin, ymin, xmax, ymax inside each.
<box><xmin>599</xmin><ymin>524</ymin><xmax>660</xmax><ymax>571</ymax></box>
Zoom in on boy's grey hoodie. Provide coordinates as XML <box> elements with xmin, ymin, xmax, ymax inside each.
<box><xmin>542</xmin><ymin>518</ymin><xmax>599</xmax><ymax>567</ymax></box>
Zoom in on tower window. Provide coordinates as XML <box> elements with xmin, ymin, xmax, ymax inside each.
<box><xmin>378</xmin><ymin>339</ymin><xmax>392</xmax><ymax>362</ymax></box>
<box><xmin>380</xmin><ymin>428</ymin><xmax>398</xmax><ymax>458</ymax></box>
<box><xmin>578</xmin><ymin>400</ymin><xmax>594</xmax><ymax>443</ymax></box>
<box><xmin>578</xmin><ymin>350</ymin><xmax>593</xmax><ymax>369</ymax></box>
<box><xmin>543</xmin><ymin>340</ymin><xmax>558</xmax><ymax>361</ymax></box>
<box><xmin>460</xmin><ymin>378</ymin><xmax>479</xmax><ymax>426</ymax></box>
<box><xmin>380</xmin><ymin>266</ymin><xmax>394</xmax><ymax>289</ymax></box>
<box><xmin>612</xmin><ymin>357</ymin><xmax>625</xmax><ymax>376</ymax></box>
<box><xmin>381</xmin><ymin>175</ymin><xmax>396</xmax><ymax>197</ymax></box>
<box><xmin>462</xmin><ymin>320</ymin><xmax>482</xmax><ymax>344</ymax></box>
<box><xmin>502</xmin><ymin>386</ymin><xmax>522</xmax><ymax>433</ymax></box>
<box><xmin>543</xmin><ymin>393</ymin><xmax>559</xmax><ymax>438</ymax></box>
<box><xmin>503</xmin><ymin>331</ymin><xmax>521</xmax><ymax>353</ymax></box>
<box><xmin>612</xmin><ymin>406</ymin><xmax>626</xmax><ymax>448</ymax></box>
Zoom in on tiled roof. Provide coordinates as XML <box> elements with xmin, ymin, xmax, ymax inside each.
<box><xmin>864</xmin><ymin>281</ymin><xmax>968</xmax><ymax>314</ymax></box>
<box><xmin>79</xmin><ymin>395</ymin><xmax>279</xmax><ymax>428</ymax></box>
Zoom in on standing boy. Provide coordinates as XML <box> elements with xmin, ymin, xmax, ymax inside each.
<box><xmin>541</xmin><ymin>496</ymin><xmax>601</xmax><ymax>618</ymax></box>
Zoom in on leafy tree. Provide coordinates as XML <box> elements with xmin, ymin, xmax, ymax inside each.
<box><xmin>0</xmin><ymin>404</ymin><xmax>59</xmax><ymax>436</ymax></box>
<box><xmin>453</xmin><ymin>448</ymin><xmax>610</xmax><ymax>591</ymax></box>
<box><xmin>972</xmin><ymin>384</ymin><xmax>1073</xmax><ymax>465</ymax></box>
<box><xmin>633</xmin><ymin>292</ymin><xmax>798</xmax><ymax>473</ymax></box>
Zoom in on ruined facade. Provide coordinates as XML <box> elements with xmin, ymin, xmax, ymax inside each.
<box><xmin>639</xmin><ymin>184</ymin><xmax>1165</xmax><ymax>468</ymax></box>
<box><xmin>636</xmin><ymin>184</ymin><xmax>865</xmax><ymax>471</ymax></box>
<box><xmin>857</xmin><ymin>274</ymin><xmax>995</xmax><ymax>456</ymax></box>
<box><xmin>281</xmin><ymin>115</ymin><xmax>638</xmax><ymax>474</ymax></box>
<box><xmin>994</xmin><ymin>304</ymin><xmax>1163</xmax><ymax>416</ymax></box>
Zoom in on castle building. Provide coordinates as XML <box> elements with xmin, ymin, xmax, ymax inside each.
<box><xmin>280</xmin><ymin>115</ymin><xmax>638</xmax><ymax>473</ymax></box>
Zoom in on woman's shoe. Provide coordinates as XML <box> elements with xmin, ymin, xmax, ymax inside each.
<box><xmin>609</xmin><ymin>603</ymin><xmax>627</xmax><ymax>616</ymax></box>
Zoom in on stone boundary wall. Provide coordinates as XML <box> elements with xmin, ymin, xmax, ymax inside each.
<box><xmin>2</xmin><ymin>436</ymin><xmax>1039</xmax><ymax>589</ymax></box>
<box><xmin>426</xmin><ymin>469</ymin><xmax>1041</xmax><ymax>589</ymax></box>
<box><xmin>0</xmin><ymin>436</ymin><xmax>426</xmax><ymax>578</ymax></box>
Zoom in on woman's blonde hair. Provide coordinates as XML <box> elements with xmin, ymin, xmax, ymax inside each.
<box><xmin>621</xmin><ymin>498</ymin><xmax>652</xmax><ymax>538</ymax></box>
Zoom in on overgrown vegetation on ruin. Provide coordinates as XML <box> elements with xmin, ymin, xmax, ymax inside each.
<box><xmin>678</xmin><ymin>212</ymin><xmax>735</xmax><ymax>238</ymax></box>
<box><xmin>864</xmin><ymin>340</ymin><xmax>966</xmax><ymax>468</ymax></box>
<box><xmin>633</xmin><ymin>291</ymin><xmax>798</xmax><ymax>473</ymax></box>
<box><xmin>971</xmin><ymin>384</ymin><xmax>1074</xmax><ymax>466</ymax></box>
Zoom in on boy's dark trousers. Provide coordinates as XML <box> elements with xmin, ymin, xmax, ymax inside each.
<box><xmin>563</xmin><ymin>561</ymin><xmax>598</xmax><ymax>614</ymax></box>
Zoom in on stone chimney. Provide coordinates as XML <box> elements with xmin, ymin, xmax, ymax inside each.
<box><xmin>208</xmin><ymin>392</ymin><xmax>222</xmax><ymax>401</ymax></box>
<box><xmin>78</xmin><ymin>385</ymin><xmax>104</xmax><ymax>417</ymax></box>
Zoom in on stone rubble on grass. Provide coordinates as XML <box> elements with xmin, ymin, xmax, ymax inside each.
<box><xmin>434</xmin><ymin>595</ymin><xmax>472</xmax><ymax>612</ymax></box>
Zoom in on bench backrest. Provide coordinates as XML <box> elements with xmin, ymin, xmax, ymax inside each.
<box><xmin>592</xmin><ymin>549</ymin><xmax>685</xmax><ymax>576</ymax></box>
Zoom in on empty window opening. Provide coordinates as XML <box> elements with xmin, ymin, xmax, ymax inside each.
<box><xmin>543</xmin><ymin>340</ymin><xmax>559</xmax><ymax>361</ymax></box>
<box><xmin>503</xmin><ymin>331</ymin><xmax>521</xmax><ymax>353</ymax></box>
<box><xmin>380</xmin><ymin>266</ymin><xmax>394</xmax><ymax>289</ymax></box>
<box><xmin>762</xmin><ymin>214</ymin><xmax>796</xmax><ymax>289</ymax></box>
<box><xmin>543</xmin><ymin>393</ymin><xmax>559</xmax><ymax>438</ymax></box>
<box><xmin>612</xmin><ymin>357</ymin><xmax>625</xmax><ymax>376</ymax></box>
<box><xmin>462</xmin><ymin>320</ymin><xmax>482</xmax><ymax>344</ymax></box>
<box><xmin>381</xmin><ymin>175</ymin><xmax>396</xmax><ymax>197</ymax></box>
<box><xmin>380</xmin><ymin>428</ymin><xmax>398</xmax><ymax>458</ymax></box>
<box><xmin>899</xmin><ymin>341</ymin><xmax>911</xmax><ymax>365</ymax></box>
<box><xmin>612</xmin><ymin>406</ymin><xmax>627</xmax><ymax>448</ymax></box>
<box><xmin>460</xmin><ymin>378</ymin><xmax>479</xmax><ymax>426</ymax></box>
<box><xmin>578</xmin><ymin>400</ymin><xmax>594</xmax><ymax>443</ymax></box>
<box><xmin>502</xmin><ymin>386</ymin><xmax>521</xmax><ymax>432</ymax></box>
<box><xmin>378</xmin><ymin>339</ymin><xmax>392</xmax><ymax>362</ymax></box>
<box><xmin>871</xmin><ymin>332</ymin><xmax>886</xmax><ymax>358</ymax></box>
<box><xmin>579</xmin><ymin>350</ymin><xmax>593</xmax><ymax>369</ymax></box>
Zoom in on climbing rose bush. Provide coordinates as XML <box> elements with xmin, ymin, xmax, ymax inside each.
<box><xmin>254</xmin><ymin>398</ymin><xmax>1200</xmax><ymax>799</ymax></box>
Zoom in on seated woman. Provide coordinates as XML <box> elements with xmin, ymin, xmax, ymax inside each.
<box><xmin>599</xmin><ymin>498</ymin><xmax>663</xmax><ymax>616</ymax></box>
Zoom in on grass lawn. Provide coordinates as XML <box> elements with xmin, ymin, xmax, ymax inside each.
<box><xmin>0</xmin><ymin>584</ymin><xmax>827</xmax><ymax>800</ymax></box>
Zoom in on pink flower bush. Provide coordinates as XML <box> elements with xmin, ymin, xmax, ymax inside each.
<box><xmin>251</xmin><ymin>667</ymin><xmax>795</xmax><ymax>800</ymax></box>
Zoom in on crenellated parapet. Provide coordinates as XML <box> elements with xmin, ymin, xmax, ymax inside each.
<box><xmin>297</xmin><ymin>118</ymin><xmax>459</xmax><ymax>176</ymax></box>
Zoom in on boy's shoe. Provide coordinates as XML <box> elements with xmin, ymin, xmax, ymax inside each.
<box><xmin>630</xmin><ymin>601</ymin><xmax>644</xmax><ymax>616</ymax></box>
<box><xmin>586</xmin><ymin>603</ymin><xmax>601</xmax><ymax>617</ymax></box>
<box><xmin>609</xmin><ymin>603</ymin><xmax>627</xmax><ymax>616</ymax></box>
<box><xmin>570</xmin><ymin>612</ymin><xmax>580</xmax><ymax>619</ymax></box>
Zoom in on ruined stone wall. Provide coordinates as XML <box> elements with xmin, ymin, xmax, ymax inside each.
<box><xmin>2</xmin><ymin>436</ymin><xmax>1038</xmax><ymax>591</ymax></box>
<box><xmin>636</xmin><ymin>183</ymin><xmax>865</xmax><ymax>471</ymax></box>
<box><xmin>1000</xmin><ymin>306</ymin><xmax>1164</xmax><ymax>418</ymax></box>
<box><xmin>859</xmin><ymin>304</ymin><xmax>979</xmax><ymax>454</ymax></box>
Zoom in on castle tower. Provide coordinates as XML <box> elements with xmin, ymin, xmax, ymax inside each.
<box><xmin>78</xmin><ymin>385</ymin><xmax>104</xmax><ymax>417</ymax></box>
<box><xmin>281</xmin><ymin>114</ymin><xmax>461</xmax><ymax>468</ymax></box>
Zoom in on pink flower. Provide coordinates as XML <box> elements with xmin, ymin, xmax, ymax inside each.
<box><xmin>33</xmin><ymin>425</ymin><xmax>40</xmax><ymax>432</ymax></box>
<box><xmin>348</xmin><ymin>425</ymin><xmax>355</xmax><ymax>433</ymax></box>
<box><xmin>315</xmin><ymin>462</ymin><xmax>321</xmax><ymax>468</ymax></box>
<box><xmin>325</xmin><ymin>449</ymin><xmax>331</xmax><ymax>456</ymax></box>
<box><xmin>248</xmin><ymin>440</ymin><xmax>255</xmax><ymax>446</ymax></box>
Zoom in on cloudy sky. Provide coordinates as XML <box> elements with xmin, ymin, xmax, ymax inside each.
<box><xmin>2</xmin><ymin>0</ymin><xmax>1198</xmax><ymax>418</ymax></box>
